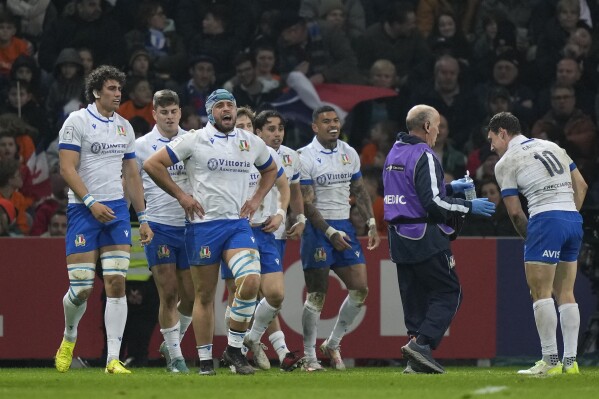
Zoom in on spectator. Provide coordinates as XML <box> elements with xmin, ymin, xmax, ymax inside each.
<box><xmin>30</xmin><ymin>167</ymin><xmax>68</xmax><ymax>236</ymax></box>
<box><xmin>0</xmin><ymin>114</ymin><xmax>35</xmax><ymax>163</ymax></box>
<box><xmin>359</xmin><ymin>120</ymin><xmax>399</xmax><ymax>167</ymax></box>
<box><xmin>9</xmin><ymin>54</ymin><xmax>46</xmax><ymax>103</ymax></box>
<box><xmin>179</xmin><ymin>55</ymin><xmax>217</xmax><ymax>126</ymax></box>
<box><xmin>40</xmin><ymin>209</ymin><xmax>67</xmax><ymax>237</ymax></box>
<box><xmin>474</xmin><ymin>145</ymin><xmax>499</xmax><ymax>182</ymax></box>
<box><xmin>230</xmin><ymin>52</ymin><xmax>282</xmax><ymax>111</ymax></box>
<box><xmin>118</xmin><ymin>77</ymin><xmax>155</xmax><ymax>128</ymax></box>
<box><xmin>426</xmin><ymin>11</ymin><xmax>471</xmax><ymax>64</ymax></box>
<box><xmin>300</xmin><ymin>0</ymin><xmax>365</xmax><ymax>39</ymax></box>
<box><xmin>5</xmin><ymin>0</ymin><xmax>58</xmax><ymax>44</ymax></box>
<box><xmin>416</xmin><ymin>0</ymin><xmax>478</xmax><ymax>38</ymax></box>
<box><xmin>0</xmin><ymin>10</ymin><xmax>32</xmax><ymax>79</ymax></box>
<box><xmin>0</xmin><ymin>158</ymin><xmax>33</xmax><ymax>235</ymax></box>
<box><xmin>77</xmin><ymin>47</ymin><xmax>94</xmax><ymax>78</ymax></box>
<box><xmin>180</xmin><ymin>105</ymin><xmax>202</xmax><ymax>130</ymax></box>
<box><xmin>432</xmin><ymin>114</ymin><xmax>467</xmax><ymax>179</ymax></box>
<box><xmin>0</xmin><ymin>197</ymin><xmax>17</xmax><ymax>236</ymax></box>
<box><xmin>253</xmin><ymin>44</ymin><xmax>281</xmax><ymax>90</ymax></box>
<box><xmin>125</xmin><ymin>47</ymin><xmax>174</xmax><ymax>93</ymax></box>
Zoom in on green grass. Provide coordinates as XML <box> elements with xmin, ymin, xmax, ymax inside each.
<box><xmin>1</xmin><ymin>367</ymin><xmax>598</xmax><ymax>399</ymax></box>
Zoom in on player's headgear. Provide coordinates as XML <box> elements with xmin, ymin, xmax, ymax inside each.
<box><xmin>205</xmin><ymin>89</ymin><xmax>236</xmax><ymax>125</ymax></box>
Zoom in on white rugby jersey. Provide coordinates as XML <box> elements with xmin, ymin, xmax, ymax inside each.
<box><xmin>299</xmin><ymin>136</ymin><xmax>361</xmax><ymax>220</ymax></box>
<box><xmin>58</xmin><ymin>103</ymin><xmax>135</xmax><ymax>203</ymax></box>
<box><xmin>136</xmin><ymin>126</ymin><xmax>191</xmax><ymax>227</ymax></box>
<box><xmin>166</xmin><ymin>122</ymin><xmax>273</xmax><ymax>222</ymax></box>
<box><xmin>274</xmin><ymin>144</ymin><xmax>301</xmax><ymax>239</ymax></box>
<box><xmin>495</xmin><ymin>135</ymin><xmax>577</xmax><ymax>217</ymax></box>
<box><xmin>248</xmin><ymin>147</ymin><xmax>285</xmax><ymax>225</ymax></box>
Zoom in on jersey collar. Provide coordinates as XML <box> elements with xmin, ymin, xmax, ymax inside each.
<box><xmin>311</xmin><ymin>136</ymin><xmax>338</xmax><ymax>154</ymax></box>
<box><xmin>86</xmin><ymin>103</ymin><xmax>114</xmax><ymax>123</ymax></box>
<box><xmin>206</xmin><ymin>122</ymin><xmax>237</xmax><ymax>139</ymax></box>
<box><xmin>507</xmin><ymin>134</ymin><xmax>529</xmax><ymax>150</ymax></box>
<box><xmin>149</xmin><ymin>125</ymin><xmax>185</xmax><ymax>142</ymax></box>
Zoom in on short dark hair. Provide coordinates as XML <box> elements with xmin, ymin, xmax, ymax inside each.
<box><xmin>488</xmin><ymin>112</ymin><xmax>521</xmax><ymax>136</ymax></box>
<box><xmin>255</xmin><ymin>110</ymin><xmax>285</xmax><ymax>131</ymax></box>
<box><xmin>153</xmin><ymin>89</ymin><xmax>180</xmax><ymax>109</ymax></box>
<box><xmin>385</xmin><ymin>1</ymin><xmax>414</xmax><ymax>25</ymax></box>
<box><xmin>312</xmin><ymin>105</ymin><xmax>336</xmax><ymax>122</ymax></box>
<box><xmin>0</xmin><ymin>159</ymin><xmax>20</xmax><ymax>187</ymax></box>
<box><xmin>0</xmin><ymin>11</ymin><xmax>17</xmax><ymax>26</ymax></box>
<box><xmin>233</xmin><ymin>52</ymin><xmax>254</xmax><ymax>69</ymax></box>
<box><xmin>85</xmin><ymin>65</ymin><xmax>126</xmax><ymax>103</ymax></box>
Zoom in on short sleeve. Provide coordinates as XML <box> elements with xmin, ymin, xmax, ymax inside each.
<box><xmin>124</xmin><ymin>122</ymin><xmax>136</xmax><ymax>158</ymax></box>
<box><xmin>291</xmin><ymin>151</ymin><xmax>302</xmax><ymax>183</ymax></box>
<box><xmin>495</xmin><ymin>158</ymin><xmax>518</xmax><ymax>197</ymax></box>
<box><xmin>167</xmin><ymin>133</ymin><xmax>195</xmax><ymax>164</ymax></box>
<box><xmin>299</xmin><ymin>149</ymin><xmax>314</xmax><ymax>184</ymax></box>
<box><xmin>58</xmin><ymin>115</ymin><xmax>83</xmax><ymax>152</ymax></box>
<box><xmin>253</xmin><ymin>137</ymin><xmax>272</xmax><ymax>170</ymax></box>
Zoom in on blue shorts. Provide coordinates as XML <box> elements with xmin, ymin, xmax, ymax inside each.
<box><xmin>300</xmin><ymin>219</ymin><xmax>366</xmax><ymax>270</ymax></box>
<box><xmin>221</xmin><ymin>227</ymin><xmax>281</xmax><ymax>279</ymax></box>
<box><xmin>65</xmin><ymin>199</ymin><xmax>131</xmax><ymax>256</ymax></box>
<box><xmin>144</xmin><ymin>221</ymin><xmax>189</xmax><ymax>270</ymax></box>
<box><xmin>525</xmin><ymin>211</ymin><xmax>583</xmax><ymax>263</ymax></box>
<box><xmin>186</xmin><ymin>219</ymin><xmax>257</xmax><ymax>266</ymax></box>
<box><xmin>275</xmin><ymin>239</ymin><xmax>286</xmax><ymax>260</ymax></box>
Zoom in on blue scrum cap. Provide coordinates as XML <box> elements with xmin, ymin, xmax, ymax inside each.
<box><xmin>205</xmin><ymin>89</ymin><xmax>236</xmax><ymax>124</ymax></box>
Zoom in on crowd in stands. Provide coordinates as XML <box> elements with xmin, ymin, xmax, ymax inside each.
<box><xmin>0</xmin><ymin>0</ymin><xmax>598</xmax><ymax>238</ymax></box>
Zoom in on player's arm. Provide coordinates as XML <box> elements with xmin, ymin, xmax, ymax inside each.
<box><xmin>570</xmin><ymin>168</ymin><xmax>588</xmax><ymax>211</ymax></box>
<box><xmin>241</xmin><ymin>159</ymin><xmax>277</xmax><ymax>219</ymax></box>
<box><xmin>143</xmin><ymin>147</ymin><xmax>204</xmax><ymax>220</ymax></box>
<box><xmin>350</xmin><ymin>176</ymin><xmax>380</xmax><ymax>250</ymax></box>
<box><xmin>122</xmin><ymin>158</ymin><xmax>154</xmax><ymax>245</ymax></box>
<box><xmin>286</xmin><ymin>182</ymin><xmax>306</xmax><ymax>239</ymax></box>
<box><xmin>503</xmin><ymin>195</ymin><xmax>527</xmax><ymax>238</ymax></box>
<box><xmin>59</xmin><ymin>149</ymin><xmax>116</xmax><ymax>223</ymax></box>
<box><xmin>262</xmin><ymin>170</ymin><xmax>291</xmax><ymax>232</ymax></box>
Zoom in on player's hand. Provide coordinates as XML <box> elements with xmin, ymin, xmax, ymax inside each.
<box><xmin>262</xmin><ymin>214</ymin><xmax>283</xmax><ymax>233</ymax></box>
<box><xmin>450</xmin><ymin>178</ymin><xmax>473</xmax><ymax>194</ymax></box>
<box><xmin>138</xmin><ymin>223</ymin><xmax>153</xmax><ymax>246</ymax></box>
<box><xmin>367</xmin><ymin>226</ymin><xmax>380</xmax><ymax>250</ymax></box>
<box><xmin>89</xmin><ymin>202</ymin><xmax>116</xmax><ymax>223</ymax></box>
<box><xmin>286</xmin><ymin>220</ymin><xmax>305</xmax><ymax>239</ymax></box>
<box><xmin>470</xmin><ymin>198</ymin><xmax>496</xmax><ymax>217</ymax></box>
<box><xmin>178</xmin><ymin>193</ymin><xmax>204</xmax><ymax>220</ymax></box>
<box><xmin>240</xmin><ymin>197</ymin><xmax>260</xmax><ymax>219</ymax></box>
<box><xmin>329</xmin><ymin>231</ymin><xmax>352</xmax><ymax>251</ymax></box>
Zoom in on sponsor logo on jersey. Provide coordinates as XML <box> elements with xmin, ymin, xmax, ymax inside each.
<box><xmin>314</xmin><ymin>247</ymin><xmax>326</xmax><ymax>262</ymax></box>
<box><xmin>157</xmin><ymin>245</ymin><xmax>171</xmax><ymax>259</ymax></box>
<box><xmin>282</xmin><ymin>154</ymin><xmax>292</xmax><ymax>166</ymax></box>
<box><xmin>341</xmin><ymin>153</ymin><xmax>351</xmax><ymax>165</ymax></box>
<box><xmin>207</xmin><ymin>158</ymin><xmax>251</xmax><ymax>172</ymax></box>
<box><xmin>239</xmin><ymin>140</ymin><xmax>250</xmax><ymax>151</ymax></box>
<box><xmin>91</xmin><ymin>142</ymin><xmax>127</xmax><ymax>154</ymax></box>
<box><xmin>200</xmin><ymin>246</ymin><xmax>211</xmax><ymax>258</ymax></box>
<box><xmin>75</xmin><ymin>234</ymin><xmax>86</xmax><ymax>247</ymax></box>
<box><xmin>117</xmin><ymin>125</ymin><xmax>126</xmax><ymax>136</ymax></box>
<box><xmin>63</xmin><ymin>126</ymin><xmax>74</xmax><ymax>142</ymax></box>
<box><xmin>385</xmin><ymin>164</ymin><xmax>405</xmax><ymax>172</ymax></box>
<box><xmin>315</xmin><ymin>172</ymin><xmax>353</xmax><ymax>185</ymax></box>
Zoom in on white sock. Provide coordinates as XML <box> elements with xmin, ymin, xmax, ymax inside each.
<box><xmin>63</xmin><ymin>293</ymin><xmax>87</xmax><ymax>342</ymax></box>
<box><xmin>248</xmin><ymin>298</ymin><xmax>280</xmax><ymax>343</ymax></box>
<box><xmin>228</xmin><ymin>329</ymin><xmax>245</xmax><ymax>348</ymax></box>
<box><xmin>105</xmin><ymin>296</ymin><xmax>127</xmax><ymax>363</ymax></box>
<box><xmin>197</xmin><ymin>344</ymin><xmax>212</xmax><ymax>361</ymax></box>
<box><xmin>559</xmin><ymin>303</ymin><xmax>580</xmax><ymax>359</ymax></box>
<box><xmin>161</xmin><ymin>321</ymin><xmax>183</xmax><ymax>359</ymax></box>
<box><xmin>269</xmin><ymin>331</ymin><xmax>289</xmax><ymax>363</ymax></box>
<box><xmin>533</xmin><ymin>298</ymin><xmax>558</xmax><ymax>357</ymax></box>
<box><xmin>328</xmin><ymin>295</ymin><xmax>361</xmax><ymax>348</ymax></box>
<box><xmin>178</xmin><ymin>312</ymin><xmax>192</xmax><ymax>342</ymax></box>
<box><xmin>302</xmin><ymin>302</ymin><xmax>320</xmax><ymax>359</ymax></box>
<box><xmin>224</xmin><ymin>305</ymin><xmax>231</xmax><ymax>329</ymax></box>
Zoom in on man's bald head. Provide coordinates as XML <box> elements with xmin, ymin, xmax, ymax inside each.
<box><xmin>406</xmin><ymin>105</ymin><xmax>441</xmax><ymax>147</ymax></box>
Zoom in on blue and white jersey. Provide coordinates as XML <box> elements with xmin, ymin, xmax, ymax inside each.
<box><xmin>298</xmin><ymin>137</ymin><xmax>361</xmax><ymax>220</ymax></box>
<box><xmin>273</xmin><ymin>144</ymin><xmax>301</xmax><ymax>240</ymax></box>
<box><xmin>249</xmin><ymin>146</ymin><xmax>285</xmax><ymax>225</ymax></box>
<box><xmin>136</xmin><ymin>126</ymin><xmax>191</xmax><ymax>227</ymax></box>
<box><xmin>166</xmin><ymin>122</ymin><xmax>273</xmax><ymax>222</ymax></box>
<box><xmin>58</xmin><ymin>103</ymin><xmax>135</xmax><ymax>204</ymax></box>
<box><xmin>495</xmin><ymin>135</ymin><xmax>578</xmax><ymax>217</ymax></box>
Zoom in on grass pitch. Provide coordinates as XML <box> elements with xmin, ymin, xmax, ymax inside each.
<box><xmin>1</xmin><ymin>366</ymin><xmax>598</xmax><ymax>399</ymax></box>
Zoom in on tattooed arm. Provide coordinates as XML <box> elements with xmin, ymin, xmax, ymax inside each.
<box><xmin>350</xmin><ymin>177</ymin><xmax>380</xmax><ymax>249</ymax></box>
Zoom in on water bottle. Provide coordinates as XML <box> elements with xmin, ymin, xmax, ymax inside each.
<box><xmin>463</xmin><ymin>171</ymin><xmax>476</xmax><ymax>200</ymax></box>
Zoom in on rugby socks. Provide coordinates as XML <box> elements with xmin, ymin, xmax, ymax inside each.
<box><xmin>105</xmin><ymin>296</ymin><xmax>127</xmax><ymax>363</ymax></box>
<box><xmin>247</xmin><ymin>298</ymin><xmax>279</xmax><ymax>344</ymax></box>
<box><xmin>197</xmin><ymin>344</ymin><xmax>212</xmax><ymax>361</ymax></box>
<box><xmin>161</xmin><ymin>321</ymin><xmax>183</xmax><ymax>359</ymax></box>
<box><xmin>228</xmin><ymin>328</ymin><xmax>245</xmax><ymax>348</ymax></box>
<box><xmin>224</xmin><ymin>305</ymin><xmax>231</xmax><ymax>329</ymax></box>
<box><xmin>178</xmin><ymin>312</ymin><xmax>192</xmax><ymax>342</ymax></box>
<box><xmin>269</xmin><ymin>331</ymin><xmax>289</xmax><ymax>363</ymax></box>
<box><xmin>533</xmin><ymin>298</ymin><xmax>559</xmax><ymax>365</ymax></box>
<box><xmin>302</xmin><ymin>303</ymin><xmax>320</xmax><ymax>360</ymax></box>
<box><xmin>328</xmin><ymin>295</ymin><xmax>361</xmax><ymax>348</ymax></box>
<box><xmin>559</xmin><ymin>303</ymin><xmax>580</xmax><ymax>360</ymax></box>
<box><xmin>63</xmin><ymin>293</ymin><xmax>87</xmax><ymax>342</ymax></box>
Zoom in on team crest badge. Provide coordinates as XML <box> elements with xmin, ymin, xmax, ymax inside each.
<box><xmin>314</xmin><ymin>247</ymin><xmax>327</xmax><ymax>262</ymax></box>
<box><xmin>75</xmin><ymin>234</ymin><xmax>86</xmax><ymax>247</ymax></box>
<box><xmin>239</xmin><ymin>140</ymin><xmax>250</xmax><ymax>151</ymax></box>
<box><xmin>200</xmin><ymin>246</ymin><xmax>211</xmax><ymax>259</ymax></box>
<box><xmin>341</xmin><ymin>153</ymin><xmax>351</xmax><ymax>165</ymax></box>
<box><xmin>282</xmin><ymin>154</ymin><xmax>292</xmax><ymax>166</ymax></box>
<box><xmin>117</xmin><ymin>125</ymin><xmax>126</xmax><ymax>136</ymax></box>
<box><xmin>157</xmin><ymin>245</ymin><xmax>170</xmax><ymax>259</ymax></box>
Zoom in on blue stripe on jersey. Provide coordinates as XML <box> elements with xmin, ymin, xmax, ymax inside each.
<box><xmin>256</xmin><ymin>155</ymin><xmax>273</xmax><ymax>170</ymax></box>
<box><xmin>59</xmin><ymin>143</ymin><xmax>81</xmax><ymax>152</ymax></box>
<box><xmin>166</xmin><ymin>146</ymin><xmax>180</xmax><ymax>164</ymax></box>
<box><xmin>292</xmin><ymin>172</ymin><xmax>300</xmax><ymax>180</ymax></box>
<box><xmin>300</xmin><ymin>179</ymin><xmax>314</xmax><ymax>185</ymax></box>
<box><xmin>277</xmin><ymin>167</ymin><xmax>284</xmax><ymax>178</ymax></box>
<box><xmin>351</xmin><ymin>171</ymin><xmax>362</xmax><ymax>180</ymax></box>
<box><xmin>569</xmin><ymin>162</ymin><xmax>576</xmax><ymax>171</ymax></box>
<box><xmin>123</xmin><ymin>152</ymin><xmax>135</xmax><ymax>159</ymax></box>
<box><xmin>521</xmin><ymin>138</ymin><xmax>534</xmax><ymax>144</ymax></box>
<box><xmin>501</xmin><ymin>188</ymin><xmax>519</xmax><ymax>197</ymax></box>
<box><xmin>86</xmin><ymin>108</ymin><xmax>112</xmax><ymax>123</ymax></box>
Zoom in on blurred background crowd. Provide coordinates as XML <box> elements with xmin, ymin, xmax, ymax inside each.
<box><xmin>0</xmin><ymin>0</ymin><xmax>598</xmax><ymax>239</ymax></box>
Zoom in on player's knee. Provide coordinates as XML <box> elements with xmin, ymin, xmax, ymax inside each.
<box><xmin>349</xmin><ymin>287</ymin><xmax>368</xmax><ymax>306</ymax></box>
<box><xmin>305</xmin><ymin>292</ymin><xmax>326</xmax><ymax>312</ymax></box>
<box><xmin>101</xmin><ymin>251</ymin><xmax>130</xmax><ymax>278</ymax></box>
<box><xmin>161</xmin><ymin>289</ymin><xmax>179</xmax><ymax>309</ymax></box>
<box><xmin>265</xmin><ymin>291</ymin><xmax>284</xmax><ymax>308</ymax></box>
<box><xmin>230</xmin><ymin>250</ymin><xmax>261</xmax><ymax>295</ymax></box>
<box><xmin>230</xmin><ymin>294</ymin><xmax>257</xmax><ymax>323</ymax></box>
<box><xmin>67</xmin><ymin>263</ymin><xmax>96</xmax><ymax>305</ymax></box>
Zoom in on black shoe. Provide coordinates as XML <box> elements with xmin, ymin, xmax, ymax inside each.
<box><xmin>401</xmin><ymin>341</ymin><xmax>445</xmax><ymax>374</ymax></box>
<box><xmin>198</xmin><ymin>359</ymin><xmax>216</xmax><ymax>376</ymax></box>
<box><xmin>223</xmin><ymin>348</ymin><xmax>255</xmax><ymax>375</ymax></box>
<box><xmin>280</xmin><ymin>351</ymin><xmax>303</xmax><ymax>372</ymax></box>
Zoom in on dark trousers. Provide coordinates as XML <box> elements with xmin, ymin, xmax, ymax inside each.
<box><xmin>395</xmin><ymin>249</ymin><xmax>462</xmax><ymax>350</ymax></box>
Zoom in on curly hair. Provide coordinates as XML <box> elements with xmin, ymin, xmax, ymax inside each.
<box><xmin>84</xmin><ymin>65</ymin><xmax>126</xmax><ymax>103</ymax></box>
